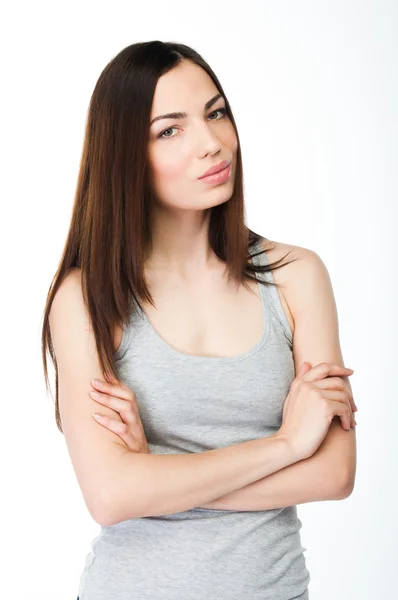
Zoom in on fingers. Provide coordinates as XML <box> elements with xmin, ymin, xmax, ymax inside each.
<box><xmin>90</xmin><ymin>378</ymin><xmax>147</xmax><ymax>454</ymax></box>
<box><xmin>339</xmin><ymin>375</ymin><xmax>358</xmax><ymax>414</ymax></box>
<box><xmin>90</xmin><ymin>389</ymin><xmax>138</xmax><ymax>423</ymax></box>
<box><xmin>93</xmin><ymin>413</ymin><xmax>128</xmax><ymax>435</ymax></box>
<box><xmin>91</xmin><ymin>378</ymin><xmax>136</xmax><ymax>403</ymax></box>
<box><xmin>301</xmin><ymin>362</ymin><xmax>354</xmax><ymax>383</ymax></box>
<box><xmin>328</xmin><ymin>398</ymin><xmax>353</xmax><ymax>431</ymax></box>
<box><xmin>314</xmin><ymin>375</ymin><xmax>357</xmax><ymax>416</ymax></box>
<box><xmin>300</xmin><ymin>363</ymin><xmax>357</xmax><ymax>430</ymax></box>
<box><xmin>90</xmin><ymin>378</ymin><xmax>138</xmax><ymax>415</ymax></box>
<box><xmin>320</xmin><ymin>389</ymin><xmax>356</xmax><ymax>428</ymax></box>
<box><xmin>92</xmin><ymin>413</ymin><xmax>140</xmax><ymax>452</ymax></box>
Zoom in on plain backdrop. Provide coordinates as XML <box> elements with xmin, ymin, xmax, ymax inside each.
<box><xmin>1</xmin><ymin>1</ymin><xmax>396</xmax><ymax>599</ymax></box>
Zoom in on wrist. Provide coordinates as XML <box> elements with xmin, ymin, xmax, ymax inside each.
<box><xmin>273</xmin><ymin>431</ymin><xmax>303</xmax><ymax>465</ymax></box>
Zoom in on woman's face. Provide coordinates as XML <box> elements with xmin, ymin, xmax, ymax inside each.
<box><xmin>147</xmin><ymin>60</ymin><xmax>238</xmax><ymax>212</ymax></box>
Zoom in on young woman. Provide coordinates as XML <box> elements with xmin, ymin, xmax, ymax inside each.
<box><xmin>41</xmin><ymin>41</ymin><xmax>357</xmax><ymax>600</ymax></box>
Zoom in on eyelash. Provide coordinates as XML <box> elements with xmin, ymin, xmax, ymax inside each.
<box><xmin>157</xmin><ymin>107</ymin><xmax>227</xmax><ymax>140</ymax></box>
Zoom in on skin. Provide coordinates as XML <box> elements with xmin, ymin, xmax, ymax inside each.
<box><xmin>89</xmin><ymin>61</ymin><xmax>357</xmax><ymax>505</ymax></box>
<box><xmin>124</xmin><ymin>58</ymin><xmax>268</xmax><ymax>361</ymax></box>
<box><xmin>144</xmin><ymin>58</ymin><xmax>238</xmax><ymax>277</ymax></box>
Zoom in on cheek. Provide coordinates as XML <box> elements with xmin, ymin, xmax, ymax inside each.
<box><xmin>151</xmin><ymin>152</ymin><xmax>189</xmax><ymax>182</ymax></box>
<box><xmin>228</xmin><ymin>128</ymin><xmax>239</xmax><ymax>153</ymax></box>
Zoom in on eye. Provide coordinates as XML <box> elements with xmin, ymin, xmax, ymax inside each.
<box><xmin>157</xmin><ymin>107</ymin><xmax>227</xmax><ymax>140</ymax></box>
<box><xmin>208</xmin><ymin>107</ymin><xmax>227</xmax><ymax>120</ymax></box>
<box><xmin>158</xmin><ymin>127</ymin><xmax>177</xmax><ymax>140</ymax></box>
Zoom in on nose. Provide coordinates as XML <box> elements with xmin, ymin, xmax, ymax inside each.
<box><xmin>193</xmin><ymin>119</ymin><xmax>222</xmax><ymax>156</ymax></box>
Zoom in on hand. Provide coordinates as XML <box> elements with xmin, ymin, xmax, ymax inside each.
<box><xmin>278</xmin><ymin>362</ymin><xmax>356</xmax><ymax>461</ymax></box>
<box><xmin>89</xmin><ymin>376</ymin><xmax>150</xmax><ymax>454</ymax></box>
<box><xmin>283</xmin><ymin>363</ymin><xmax>358</xmax><ymax>423</ymax></box>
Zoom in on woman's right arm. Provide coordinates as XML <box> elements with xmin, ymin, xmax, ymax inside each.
<box><xmin>50</xmin><ymin>270</ymin><xmax>299</xmax><ymax>526</ymax></box>
<box><xmin>105</xmin><ymin>431</ymin><xmax>297</xmax><ymax>524</ymax></box>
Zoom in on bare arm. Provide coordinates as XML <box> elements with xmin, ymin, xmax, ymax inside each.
<box><xmin>50</xmin><ymin>269</ymin><xmax>301</xmax><ymax>527</ymax></box>
<box><xmin>203</xmin><ymin>243</ymin><xmax>357</xmax><ymax>513</ymax></box>
<box><xmin>100</xmin><ymin>434</ymin><xmax>298</xmax><ymax>525</ymax></box>
<box><xmin>199</xmin><ymin>418</ymin><xmax>356</xmax><ymax>511</ymax></box>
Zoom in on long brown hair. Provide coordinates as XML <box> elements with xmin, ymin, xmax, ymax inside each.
<box><xmin>41</xmin><ymin>40</ymin><xmax>296</xmax><ymax>433</ymax></box>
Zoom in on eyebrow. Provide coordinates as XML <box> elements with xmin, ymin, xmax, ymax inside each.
<box><xmin>149</xmin><ymin>93</ymin><xmax>224</xmax><ymax>127</ymax></box>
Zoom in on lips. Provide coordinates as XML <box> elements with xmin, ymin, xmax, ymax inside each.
<box><xmin>198</xmin><ymin>159</ymin><xmax>231</xmax><ymax>179</ymax></box>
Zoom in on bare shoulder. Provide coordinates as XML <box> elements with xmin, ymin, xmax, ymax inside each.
<box><xmin>51</xmin><ymin>267</ymin><xmax>123</xmax><ymax>354</ymax></box>
<box><xmin>49</xmin><ymin>265</ymin><xmax>130</xmax><ymax>525</ymax></box>
<box><xmin>257</xmin><ymin>237</ymin><xmax>322</xmax><ymax>336</ymax></box>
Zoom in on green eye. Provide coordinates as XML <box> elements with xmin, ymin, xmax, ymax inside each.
<box><xmin>158</xmin><ymin>127</ymin><xmax>177</xmax><ymax>139</ymax></box>
<box><xmin>208</xmin><ymin>108</ymin><xmax>227</xmax><ymax>120</ymax></box>
<box><xmin>157</xmin><ymin>107</ymin><xmax>227</xmax><ymax>140</ymax></box>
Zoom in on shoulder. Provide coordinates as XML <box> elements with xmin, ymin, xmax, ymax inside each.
<box><xmin>49</xmin><ymin>268</ymin><xmax>92</xmax><ymax>366</ymax></box>
<box><xmin>257</xmin><ymin>237</ymin><xmax>328</xmax><ymax>336</ymax></box>
<box><xmin>50</xmin><ymin>267</ymin><xmax>122</xmax><ymax>354</ymax></box>
<box><xmin>50</xmin><ymin>268</ymin><xmax>84</xmax><ymax>322</ymax></box>
<box><xmin>48</xmin><ymin>268</ymin><xmax>132</xmax><ymax>525</ymax></box>
<box><xmin>258</xmin><ymin>237</ymin><xmax>323</xmax><ymax>278</ymax></box>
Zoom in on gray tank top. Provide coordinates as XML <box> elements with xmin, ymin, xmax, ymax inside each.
<box><xmin>77</xmin><ymin>239</ymin><xmax>310</xmax><ymax>600</ymax></box>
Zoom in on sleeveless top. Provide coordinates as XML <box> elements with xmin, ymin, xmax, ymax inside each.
<box><xmin>77</xmin><ymin>239</ymin><xmax>311</xmax><ymax>600</ymax></box>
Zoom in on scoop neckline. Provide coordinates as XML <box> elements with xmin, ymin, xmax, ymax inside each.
<box><xmin>137</xmin><ymin>270</ymin><xmax>270</xmax><ymax>364</ymax></box>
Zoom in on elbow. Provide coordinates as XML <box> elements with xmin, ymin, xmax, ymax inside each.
<box><xmin>87</xmin><ymin>493</ymin><xmax>112</xmax><ymax>527</ymax></box>
<box><xmin>92</xmin><ymin>490</ymin><xmax>121</xmax><ymax>526</ymax></box>
<box><xmin>93</xmin><ymin>504</ymin><xmax>115</xmax><ymax>527</ymax></box>
<box><xmin>93</xmin><ymin>487</ymin><xmax>143</xmax><ymax>526</ymax></box>
<box><xmin>333</xmin><ymin>467</ymin><xmax>356</xmax><ymax>500</ymax></box>
<box><xmin>85</xmin><ymin>486</ymin><xmax>121</xmax><ymax>527</ymax></box>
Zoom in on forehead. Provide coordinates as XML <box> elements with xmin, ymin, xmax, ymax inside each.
<box><xmin>150</xmin><ymin>61</ymin><xmax>218</xmax><ymax>115</ymax></box>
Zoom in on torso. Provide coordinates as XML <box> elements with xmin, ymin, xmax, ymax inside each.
<box><xmin>113</xmin><ymin>239</ymin><xmax>300</xmax><ymax>358</ymax></box>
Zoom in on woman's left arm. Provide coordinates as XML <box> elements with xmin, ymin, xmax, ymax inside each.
<box><xmin>91</xmin><ymin>248</ymin><xmax>357</xmax><ymax>513</ymax></box>
<box><xmin>202</xmin><ymin>247</ymin><xmax>357</xmax><ymax>511</ymax></box>
<box><xmin>200</xmin><ymin>417</ymin><xmax>356</xmax><ymax>510</ymax></box>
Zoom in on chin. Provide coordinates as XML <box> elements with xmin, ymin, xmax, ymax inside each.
<box><xmin>192</xmin><ymin>191</ymin><xmax>233</xmax><ymax>211</ymax></box>
<box><xmin>156</xmin><ymin>179</ymin><xmax>235</xmax><ymax>211</ymax></box>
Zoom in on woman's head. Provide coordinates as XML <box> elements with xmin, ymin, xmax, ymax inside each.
<box><xmin>41</xmin><ymin>41</ymin><xmax>266</xmax><ymax>432</ymax></box>
<box><xmin>80</xmin><ymin>41</ymin><xmax>245</xmax><ymax>258</ymax></box>
<box><xmin>148</xmin><ymin>58</ymin><xmax>238</xmax><ymax>213</ymax></box>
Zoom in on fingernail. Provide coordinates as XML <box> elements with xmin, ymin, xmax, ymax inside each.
<box><xmin>93</xmin><ymin>413</ymin><xmax>103</xmax><ymax>420</ymax></box>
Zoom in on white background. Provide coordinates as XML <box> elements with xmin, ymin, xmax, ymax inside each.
<box><xmin>1</xmin><ymin>1</ymin><xmax>397</xmax><ymax>598</ymax></box>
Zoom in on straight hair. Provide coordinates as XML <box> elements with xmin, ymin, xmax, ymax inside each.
<box><xmin>41</xmin><ymin>41</ymin><xmax>296</xmax><ymax>433</ymax></box>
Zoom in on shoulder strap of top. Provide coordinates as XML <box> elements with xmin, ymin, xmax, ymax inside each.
<box><xmin>250</xmin><ymin>238</ymin><xmax>293</xmax><ymax>348</ymax></box>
